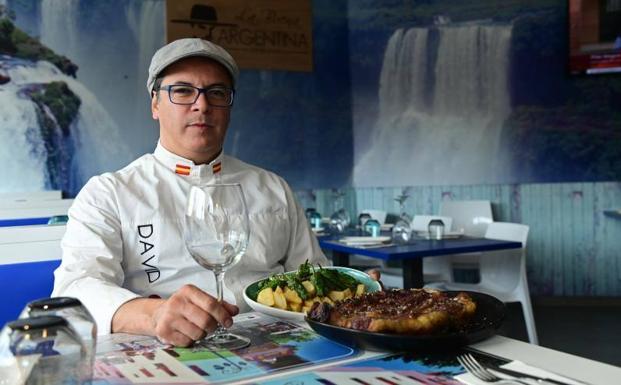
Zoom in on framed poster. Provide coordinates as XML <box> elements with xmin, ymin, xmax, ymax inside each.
<box><xmin>166</xmin><ymin>0</ymin><xmax>313</xmax><ymax>72</ymax></box>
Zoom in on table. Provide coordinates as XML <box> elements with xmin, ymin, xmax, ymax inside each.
<box><xmin>91</xmin><ymin>312</ymin><xmax>621</xmax><ymax>385</ymax></box>
<box><xmin>318</xmin><ymin>236</ymin><xmax>522</xmax><ymax>288</ymax></box>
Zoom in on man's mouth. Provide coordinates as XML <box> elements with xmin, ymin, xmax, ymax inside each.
<box><xmin>188</xmin><ymin>122</ymin><xmax>210</xmax><ymax>128</ymax></box>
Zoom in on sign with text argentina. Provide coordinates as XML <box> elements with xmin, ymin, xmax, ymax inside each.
<box><xmin>166</xmin><ymin>0</ymin><xmax>313</xmax><ymax>72</ymax></box>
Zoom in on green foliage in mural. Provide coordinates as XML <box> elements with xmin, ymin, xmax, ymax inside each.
<box><xmin>27</xmin><ymin>81</ymin><xmax>81</xmax><ymax>189</ymax></box>
<box><xmin>30</xmin><ymin>81</ymin><xmax>81</xmax><ymax>136</ymax></box>
<box><xmin>0</xmin><ymin>8</ymin><xmax>78</xmax><ymax>77</ymax></box>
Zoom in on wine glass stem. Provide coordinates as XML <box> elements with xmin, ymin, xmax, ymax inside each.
<box><xmin>214</xmin><ymin>269</ymin><xmax>224</xmax><ymax>302</ymax></box>
<box><xmin>214</xmin><ymin>269</ymin><xmax>226</xmax><ymax>336</ymax></box>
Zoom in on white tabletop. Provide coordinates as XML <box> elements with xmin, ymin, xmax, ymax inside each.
<box><xmin>95</xmin><ymin>313</ymin><xmax>620</xmax><ymax>385</ymax></box>
<box><xmin>472</xmin><ymin>335</ymin><xmax>620</xmax><ymax>385</ymax></box>
<box><xmin>230</xmin><ymin>316</ymin><xmax>621</xmax><ymax>385</ymax></box>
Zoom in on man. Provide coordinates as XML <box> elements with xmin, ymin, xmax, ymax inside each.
<box><xmin>52</xmin><ymin>38</ymin><xmax>330</xmax><ymax>347</ymax></box>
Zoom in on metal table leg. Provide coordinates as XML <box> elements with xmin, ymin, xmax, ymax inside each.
<box><xmin>402</xmin><ymin>258</ymin><xmax>423</xmax><ymax>289</ymax></box>
<box><xmin>332</xmin><ymin>251</ymin><xmax>350</xmax><ymax>267</ymax></box>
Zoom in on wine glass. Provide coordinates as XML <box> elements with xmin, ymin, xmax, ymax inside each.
<box><xmin>392</xmin><ymin>190</ymin><xmax>413</xmax><ymax>243</ymax></box>
<box><xmin>184</xmin><ymin>183</ymin><xmax>251</xmax><ymax>351</ymax></box>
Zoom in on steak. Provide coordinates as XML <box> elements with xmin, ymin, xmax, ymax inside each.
<box><xmin>308</xmin><ymin>288</ymin><xmax>476</xmax><ymax>334</ymax></box>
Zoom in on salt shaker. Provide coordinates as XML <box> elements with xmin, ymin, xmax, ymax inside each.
<box><xmin>305</xmin><ymin>208</ymin><xmax>316</xmax><ymax>220</ymax></box>
<box><xmin>358</xmin><ymin>213</ymin><xmax>372</xmax><ymax>228</ymax></box>
<box><xmin>20</xmin><ymin>297</ymin><xmax>96</xmax><ymax>383</ymax></box>
<box><xmin>364</xmin><ymin>219</ymin><xmax>381</xmax><ymax>237</ymax></box>
<box><xmin>427</xmin><ymin>219</ymin><xmax>445</xmax><ymax>240</ymax></box>
<box><xmin>6</xmin><ymin>316</ymin><xmax>85</xmax><ymax>385</ymax></box>
<box><xmin>309</xmin><ymin>210</ymin><xmax>322</xmax><ymax>229</ymax></box>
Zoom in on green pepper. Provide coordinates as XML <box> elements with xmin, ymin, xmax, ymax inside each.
<box><xmin>297</xmin><ymin>259</ymin><xmax>312</xmax><ymax>281</ymax></box>
<box><xmin>310</xmin><ymin>271</ymin><xmax>327</xmax><ymax>297</ymax></box>
<box><xmin>286</xmin><ymin>275</ymin><xmax>309</xmax><ymax>300</ymax></box>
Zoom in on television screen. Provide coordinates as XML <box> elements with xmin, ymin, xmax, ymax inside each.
<box><xmin>569</xmin><ymin>0</ymin><xmax>621</xmax><ymax>75</ymax></box>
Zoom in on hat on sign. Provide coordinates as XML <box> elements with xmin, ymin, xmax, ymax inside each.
<box><xmin>146</xmin><ymin>38</ymin><xmax>239</xmax><ymax>93</ymax></box>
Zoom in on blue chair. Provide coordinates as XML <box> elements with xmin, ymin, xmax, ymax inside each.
<box><xmin>0</xmin><ymin>198</ymin><xmax>74</xmax><ymax>227</ymax></box>
<box><xmin>0</xmin><ymin>217</ymin><xmax>52</xmax><ymax>227</ymax></box>
<box><xmin>0</xmin><ymin>259</ymin><xmax>61</xmax><ymax>327</ymax></box>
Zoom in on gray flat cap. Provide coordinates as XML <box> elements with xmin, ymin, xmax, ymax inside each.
<box><xmin>147</xmin><ymin>38</ymin><xmax>239</xmax><ymax>93</ymax></box>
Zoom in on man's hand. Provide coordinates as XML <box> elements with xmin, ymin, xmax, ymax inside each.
<box><xmin>112</xmin><ymin>284</ymin><xmax>238</xmax><ymax>347</ymax></box>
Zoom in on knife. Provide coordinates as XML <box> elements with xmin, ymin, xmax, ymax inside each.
<box><xmin>489</xmin><ymin>365</ymin><xmax>576</xmax><ymax>385</ymax></box>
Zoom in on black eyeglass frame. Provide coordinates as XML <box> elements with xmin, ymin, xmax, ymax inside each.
<box><xmin>157</xmin><ymin>84</ymin><xmax>235</xmax><ymax>107</ymax></box>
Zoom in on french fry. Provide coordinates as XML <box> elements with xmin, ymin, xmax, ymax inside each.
<box><xmin>355</xmin><ymin>283</ymin><xmax>365</xmax><ymax>296</ymax></box>
<box><xmin>343</xmin><ymin>288</ymin><xmax>353</xmax><ymax>299</ymax></box>
<box><xmin>328</xmin><ymin>290</ymin><xmax>345</xmax><ymax>302</ymax></box>
<box><xmin>254</xmin><ymin>263</ymin><xmax>369</xmax><ymax>314</ymax></box>
<box><xmin>284</xmin><ymin>287</ymin><xmax>303</xmax><ymax>304</ymax></box>
<box><xmin>257</xmin><ymin>287</ymin><xmax>275</xmax><ymax>306</ymax></box>
<box><xmin>273</xmin><ymin>286</ymin><xmax>288</xmax><ymax>310</ymax></box>
<box><xmin>301</xmin><ymin>280</ymin><xmax>315</xmax><ymax>297</ymax></box>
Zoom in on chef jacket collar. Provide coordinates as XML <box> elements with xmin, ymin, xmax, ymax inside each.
<box><xmin>153</xmin><ymin>141</ymin><xmax>223</xmax><ymax>182</ymax></box>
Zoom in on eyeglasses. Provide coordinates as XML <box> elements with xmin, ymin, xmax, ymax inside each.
<box><xmin>157</xmin><ymin>84</ymin><xmax>234</xmax><ymax>107</ymax></box>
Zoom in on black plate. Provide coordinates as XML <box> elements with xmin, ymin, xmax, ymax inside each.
<box><xmin>305</xmin><ymin>291</ymin><xmax>505</xmax><ymax>352</ymax></box>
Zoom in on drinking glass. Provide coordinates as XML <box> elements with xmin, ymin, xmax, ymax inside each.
<box><xmin>2</xmin><ymin>316</ymin><xmax>85</xmax><ymax>385</ymax></box>
<box><xmin>428</xmin><ymin>219</ymin><xmax>445</xmax><ymax>240</ymax></box>
<box><xmin>392</xmin><ymin>219</ymin><xmax>412</xmax><ymax>243</ymax></box>
<box><xmin>358</xmin><ymin>213</ymin><xmax>372</xmax><ymax>228</ymax></box>
<box><xmin>309</xmin><ymin>211</ymin><xmax>322</xmax><ymax>230</ymax></box>
<box><xmin>19</xmin><ymin>297</ymin><xmax>96</xmax><ymax>383</ymax></box>
<box><xmin>184</xmin><ymin>183</ymin><xmax>251</xmax><ymax>351</ymax></box>
<box><xmin>364</xmin><ymin>219</ymin><xmax>381</xmax><ymax>237</ymax></box>
<box><xmin>304</xmin><ymin>208</ymin><xmax>316</xmax><ymax>220</ymax></box>
<box><xmin>329</xmin><ymin>209</ymin><xmax>350</xmax><ymax>233</ymax></box>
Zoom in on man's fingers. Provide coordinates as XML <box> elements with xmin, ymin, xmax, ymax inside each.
<box><xmin>181</xmin><ymin>285</ymin><xmax>235</xmax><ymax>328</ymax></box>
<box><xmin>169</xmin><ymin>317</ymin><xmax>206</xmax><ymax>342</ymax></box>
<box><xmin>223</xmin><ymin>302</ymin><xmax>240</xmax><ymax>317</ymax></box>
<box><xmin>161</xmin><ymin>330</ymin><xmax>196</xmax><ymax>347</ymax></box>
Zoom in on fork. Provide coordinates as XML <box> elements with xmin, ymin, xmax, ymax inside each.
<box><xmin>457</xmin><ymin>353</ymin><xmax>531</xmax><ymax>385</ymax></box>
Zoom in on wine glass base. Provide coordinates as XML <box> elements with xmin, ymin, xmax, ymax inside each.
<box><xmin>196</xmin><ymin>332</ymin><xmax>251</xmax><ymax>351</ymax></box>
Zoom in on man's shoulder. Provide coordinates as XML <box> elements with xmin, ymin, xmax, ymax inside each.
<box><xmin>101</xmin><ymin>153</ymin><xmax>154</xmax><ymax>179</ymax></box>
<box><xmin>82</xmin><ymin>154</ymin><xmax>155</xmax><ymax>192</ymax></box>
<box><xmin>225</xmin><ymin>155</ymin><xmax>285</xmax><ymax>184</ymax></box>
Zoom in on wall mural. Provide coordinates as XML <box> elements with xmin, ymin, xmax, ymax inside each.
<box><xmin>350</xmin><ymin>0</ymin><xmax>621</xmax><ymax>187</ymax></box>
<box><xmin>1</xmin><ymin>0</ymin><xmax>620</xmax><ymax>197</ymax></box>
<box><xmin>0</xmin><ymin>0</ymin><xmax>352</xmax><ymax>196</ymax></box>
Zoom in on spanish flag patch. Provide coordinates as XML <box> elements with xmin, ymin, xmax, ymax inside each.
<box><xmin>175</xmin><ymin>164</ymin><xmax>191</xmax><ymax>176</ymax></box>
<box><xmin>212</xmin><ymin>162</ymin><xmax>222</xmax><ymax>174</ymax></box>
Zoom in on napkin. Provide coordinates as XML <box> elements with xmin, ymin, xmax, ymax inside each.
<box><xmin>340</xmin><ymin>236</ymin><xmax>391</xmax><ymax>246</ymax></box>
<box><xmin>454</xmin><ymin>360</ymin><xmax>585</xmax><ymax>385</ymax></box>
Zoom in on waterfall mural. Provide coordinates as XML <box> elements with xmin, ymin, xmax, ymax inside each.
<box><xmin>1</xmin><ymin>0</ymin><xmax>620</xmax><ymax>196</ymax></box>
<box><xmin>349</xmin><ymin>0</ymin><xmax>621</xmax><ymax>188</ymax></box>
<box><xmin>1</xmin><ymin>0</ymin><xmax>352</xmax><ymax>195</ymax></box>
<box><xmin>0</xmin><ymin>58</ymin><xmax>131</xmax><ymax>193</ymax></box>
<box><xmin>354</xmin><ymin>23</ymin><xmax>513</xmax><ymax>186</ymax></box>
<box><xmin>0</xmin><ymin>0</ymin><xmax>154</xmax><ymax>195</ymax></box>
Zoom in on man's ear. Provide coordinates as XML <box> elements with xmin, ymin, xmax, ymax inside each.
<box><xmin>151</xmin><ymin>92</ymin><xmax>159</xmax><ymax>120</ymax></box>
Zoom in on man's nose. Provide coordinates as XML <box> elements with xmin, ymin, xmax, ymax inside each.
<box><xmin>192</xmin><ymin>91</ymin><xmax>211</xmax><ymax>112</ymax></box>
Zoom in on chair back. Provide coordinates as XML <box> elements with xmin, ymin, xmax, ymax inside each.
<box><xmin>360</xmin><ymin>209</ymin><xmax>387</xmax><ymax>224</ymax></box>
<box><xmin>411</xmin><ymin>215</ymin><xmax>453</xmax><ymax>232</ymax></box>
<box><xmin>480</xmin><ymin>222</ymin><xmax>529</xmax><ymax>288</ymax></box>
<box><xmin>0</xmin><ymin>260</ymin><xmax>61</xmax><ymax>326</ymax></box>
<box><xmin>0</xmin><ymin>225</ymin><xmax>65</xmax><ymax>326</ymax></box>
<box><xmin>0</xmin><ymin>190</ymin><xmax>62</xmax><ymax>203</ymax></box>
<box><xmin>0</xmin><ymin>199</ymin><xmax>73</xmax><ymax>227</ymax></box>
<box><xmin>439</xmin><ymin>200</ymin><xmax>493</xmax><ymax>237</ymax></box>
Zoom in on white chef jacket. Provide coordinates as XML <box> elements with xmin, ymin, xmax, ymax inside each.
<box><xmin>52</xmin><ymin>142</ymin><xmax>328</xmax><ymax>334</ymax></box>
